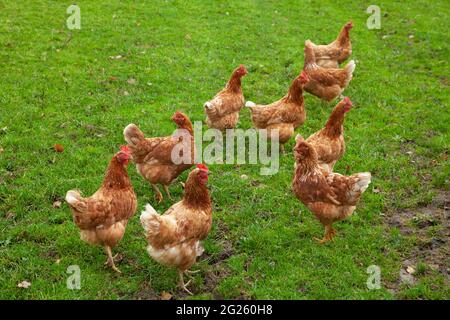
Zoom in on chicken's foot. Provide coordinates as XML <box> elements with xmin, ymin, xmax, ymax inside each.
<box><xmin>314</xmin><ymin>225</ymin><xmax>336</xmax><ymax>244</ymax></box>
<box><xmin>104</xmin><ymin>246</ymin><xmax>121</xmax><ymax>273</ymax></box>
<box><xmin>151</xmin><ymin>184</ymin><xmax>163</xmax><ymax>203</ymax></box>
<box><xmin>103</xmin><ymin>253</ymin><xmax>119</xmax><ymax>265</ymax></box>
<box><xmin>163</xmin><ymin>185</ymin><xmax>173</xmax><ymax>201</ymax></box>
<box><xmin>179</xmin><ymin>271</ymin><xmax>193</xmax><ymax>295</ymax></box>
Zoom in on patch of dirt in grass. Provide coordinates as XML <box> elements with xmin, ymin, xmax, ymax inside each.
<box><xmin>386</xmin><ymin>189</ymin><xmax>449</xmax><ymax>291</ymax></box>
<box><xmin>129</xmin><ymin>282</ymin><xmax>160</xmax><ymax>300</ymax></box>
<box><xmin>193</xmin><ymin>220</ymin><xmax>234</xmax><ymax>298</ymax></box>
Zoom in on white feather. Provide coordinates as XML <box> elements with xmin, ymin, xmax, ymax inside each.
<box><xmin>245</xmin><ymin>101</ymin><xmax>256</xmax><ymax>108</ymax></box>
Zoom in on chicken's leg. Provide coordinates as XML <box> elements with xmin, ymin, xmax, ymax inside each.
<box><xmin>151</xmin><ymin>184</ymin><xmax>163</xmax><ymax>203</ymax></box>
<box><xmin>104</xmin><ymin>246</ymin><xmax>121</xmax><ymax>273</ymax></box>
<box><xmin>314</xmin><ymin>225</ymin><xmax>336</xmax><ymax>244</ymax></box>
<box><xmin>179</xmin><ymin>271</ymin><xmax>193</xmax><ymax>295</ymax></box>
<box><xmin>184</xmin><ymin>269</ymin><xmax>201</xmax><ymax>280</ymax></box>
<box><xmin>163</xmin><ymin>185</ymin><xmax>173</xmax><ymax>201</ymax></box>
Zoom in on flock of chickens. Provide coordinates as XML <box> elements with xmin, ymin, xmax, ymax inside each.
<box><xmin>65</xmin><ymin>21</ymin><xmax>371</xmax><ymax>295</ymax></box>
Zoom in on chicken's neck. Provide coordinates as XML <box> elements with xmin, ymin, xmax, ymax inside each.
<box><xmin>226</xmin><ymin>73</ymin><xmax>243</xmax><ymax>93</ymax></box>
<box><xmin>304</xmin><ymin>48</ymin><xmax>317</xmax><ymax>66</ymax></box>
<box><xmin>323</xmin><ymin>109</ymin><xmax>345</xmax><ymax>138</ymax></box>
<box><xmin>182</xmin><ymin>178</ymin><xmax>211</xmax><ymax>211</ymax></box>
<box><xmin>336</xmin><ymin>27</ymin><xmax>350</xmax><ymax>45</ymax></box>
<box><xmin>285</xmin><ymin>82</ymin><xmax>304</xmax><ymax>104</ymax></box>
<box><xmin>102</xmin><ymin>158</ymin><xmax>132</xmax><ymax>190</ymax></box>
<box><xmin>178</xmin><ymin>120</ymin><xmax>194</xmax><ymax>136</ymax></box>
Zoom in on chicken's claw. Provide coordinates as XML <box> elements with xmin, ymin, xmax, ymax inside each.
<box><xmin>179</xmin><ymin>271</ymin><xmax>193</xmax><ymax>295</ymax></box>
<box><xmin>155</xmin><ymin>194</ymin><xmax>163</xmax><ymax>203</ymax></box>
<box><xmin>314</xmin><ymin>226</ymin><xmax>336</xmax><ymax>244</ymax></box>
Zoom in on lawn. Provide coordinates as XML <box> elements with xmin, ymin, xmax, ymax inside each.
<box><xmin>0</xmin><ymin>0</ymin><xmax>448</xmax><ymax>300</ymax></box>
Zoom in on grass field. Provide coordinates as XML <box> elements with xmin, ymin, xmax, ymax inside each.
<box><xmin>0</xmin><ymin>0</ymin><xmax>449</xmax><ymax>300</ymax></box>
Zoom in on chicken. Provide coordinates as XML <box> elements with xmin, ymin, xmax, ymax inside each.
<box><xmin>245</xmin><ymin>71</ymin><xmax>309</xmax><ymax>153</ymax></box>
<box><xmin>292</xmin><ymin>136</ymin><xmax>371</xmax><ymax>243</ymax></box>
<box><xmin>306</xmin><ymin>21</ymin><xmax>353</xmax><ymax>69</ymax></box>
<box><xmin>65</xmin><ymin>146</ymin><xmax>137</xmax><ymax>273</ymax></box>
<box><xmin>303</xmin><ymin>40</ymin><xmax>355</xmax><ymax>102</ymax></box>
<box><xmin>204</xmin><ymin>65</ymin><xmax>248</xmax><ymax>131</ymax></box>
<box><xmin>140</xmin><ymin>164</ymin><xmax>212</xmax><ymax>294</ymax></box>
<box><xmin>305</xmin><ymin>97</ymin><xmax>353</xmax><ymax>173</ymax></box>
<box><xmin>124</xmin><ymin>111</ymin><xmax>194</xmax><ymax>203</ymax></box>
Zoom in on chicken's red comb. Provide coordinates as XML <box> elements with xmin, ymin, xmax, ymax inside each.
<box><xmin>120</xmin><ymin>145</ymin><xmax>130</xmax><ymax>153</ymax></box>
<box><xmin>343</xmin><ymin>97</ymin><xmax>353</xmax><ymax>105</ymax></box>
<box><xmin>345</xmin><ymin>21</ymin><xmax>354</xmax><ymax>29</ymax></box>
<box><xmin>196</xmin><ymin>164</ymin><xmax>208</xmax><ymax>171</ymax></box>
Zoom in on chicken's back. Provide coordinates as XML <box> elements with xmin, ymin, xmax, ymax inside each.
<box><xmin>66</xmin><ymin>187</ymin><xmax>137</xmax><ymax>230</ymax></box>
<box><xmin>205</xmin><ymin>89</ymin><xmax>244</xmax><ymax>121</ymax></box>
<box><xmin>140</xmin><ymin>202</ymin><xmax>211</xmax><ymax>270</ymax></box>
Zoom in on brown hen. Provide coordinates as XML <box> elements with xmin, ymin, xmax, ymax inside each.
<box><xmin>306</xmin><ymin>21</ymin><xmax>353</xmax><ymax>68</ymax></box>
<box><xmin>303</xmin><ymin>41</ymin><xmax>355</xmax><ymax>101</ymax></box>
<box><xmin>245</xmin><ymin>71</ymin><xmax>308</xmax><ymax>153</ymax></box>
<box><xmin>140</xmin><ymin>164</ymin><xmax>212</xmax><ymax>294</ymax></box>
<box><xmin>204</xmin><ymin>65</ymin><xmax>247</xmax><ymax>130</ymax></box>
<box><xmin>124</xmin><ymin>111</ymin><xmax>195</xmax><ymax>203</ymax></box>
<box><xmin>65</xmin><ymin>146</ymin><xmax>137</xmax><ymax>273</ymax></box>
<box><xmin>292</xmin><ymin>136</ymin><xmax>371</xmax><ymax>243</ymax></box>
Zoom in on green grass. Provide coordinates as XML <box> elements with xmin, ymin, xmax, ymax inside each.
<box><xmin>0</xmin><ymin>0</ymin><xmax>449</xmax><ymax>299</ymax></box>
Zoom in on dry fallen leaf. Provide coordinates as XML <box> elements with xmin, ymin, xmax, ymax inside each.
<box><xmin>53</xmin><ymin>201</ymin><xmax>62</xmax><ymax>209</ymax></box>
<box><xmin>160</xmin><ymin>291</ymin><xmax>172</xmax><ymax>300</ymax></box>
<box><xmin>127</xmin><ymin>78</ymin><xmax>137</xmax><ymax>85</ymax></box>
<box><xmin>109</xmin><ymin>76</ymin><xmax>118</xmax><ymax>81</ymax></box>
<box><xmin>240</xmin><ymin>174</ymin><xmax>248</xmax><ymax>180</ymax></box>
<box><xmin>0</xmin><ymin>147</ymin><xmax>3</xmax><ymax>154</ymax></box>
<box><xmin>18</xmin><ymin>280</ymin><xmax>31</xmax><ymax>289</ymax></box>
<box><xmin>55</xmin><ymin>259</ymin><xmax>61</xmax><ymax>265</ymax></box>
<box><xmin>373</xmin><ymin>187</ymin><xmax>381</xmax><ymax>194</ymax></box>
<box><xmin>406</xmin><ymin>266</ymin><xmax>415</xmax><ymax>274</ymax></box>
<box><xmin>122</xmin><ymin>90</ymin><xmax>130</xmax><ymax>96</ymax></box>
<box><xmin>54</xmin><ymin>144</ymin><xmax>64</xmax><ymax>153</ymax></box>
<box><xmin>109</xmin><ymin>55</ymin><xmax>123</xmax><ymax>60</ymax></box>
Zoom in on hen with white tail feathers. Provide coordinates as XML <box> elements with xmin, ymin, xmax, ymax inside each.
<box><xmin>303</xmin><ymin>39</ymin><xmax>356</xmax><ymax>101</ymax></box>
<box><xmin>292</xmin><ymin>136</ymin><xmax>371</xmax><ymax>243</ymax></box>
<box><xmin>204</xmin><ymin>65</ymin><xmax>248</xmax><ymax>131</ymax></box>
<box><xmin>139</xmin><ymin>164</ymin><xmax>212</xmax><ymax>294</ymax></box>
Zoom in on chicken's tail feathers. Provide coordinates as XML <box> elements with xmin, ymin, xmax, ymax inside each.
<box><xmin>353</xmin><ymin>172</ymin><xmax>371</xmax><ymax>193</ymax></box>
<box><xmin>123</xmin><ymin>123</ymin><xmax>145</xmax><ymax>147</ymax></box>
<box><xmin>65</xmin><ymin>190</ymin><xmax>87</xmax><ymax>212</ymax></box>
<box><xmin>204</xmin><ymin>101</ymin><xmax>214</xmax><ymax>110</ymax></box>
<box><xmin>304</xmin><ymin>39</ymin><xmax>315</xmax><ymax>47</ymax></box>
<box><xmin>345</xmin><ymin>60</ymin><xmax>356</xmax><ymax>76</ymax></box>
<box><xmin>140</xmin><ymin>204</ymin><xmax>161</xmax><ymax>236</ymax></box>
<box><xmin>245</xmin><ymin>101</ymin><xmax>256</xmax><ymax>108</ymax></box>
<box><xmin>195</xmin><ymin>241</ymin><xmax>204</xmax><ymax>257</ymax></box>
